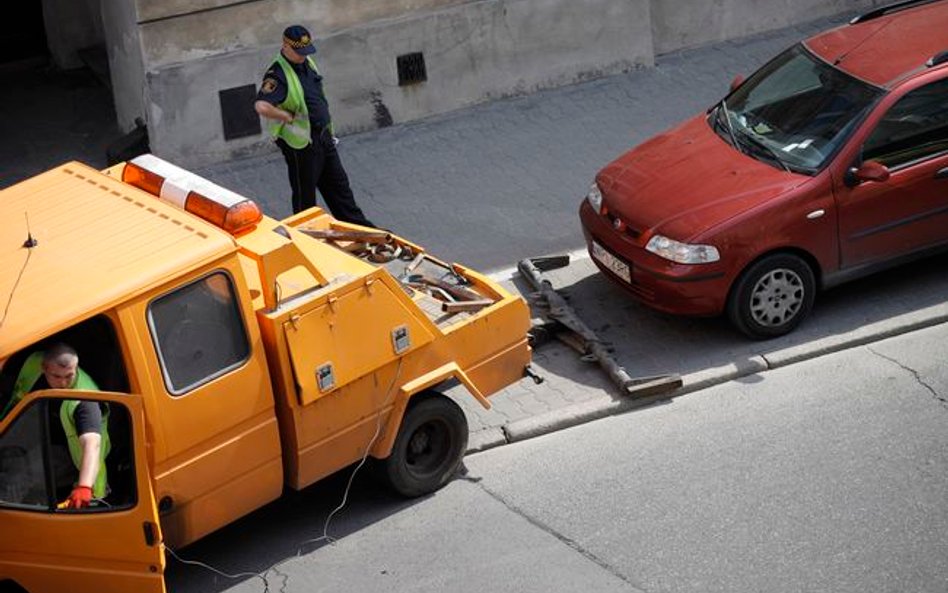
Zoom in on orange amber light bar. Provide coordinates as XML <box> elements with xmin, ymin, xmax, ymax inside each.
<box><xmin>121</xmin><ymin>154</ymin><xmax>263</xmax><ymax>235</ymax></box>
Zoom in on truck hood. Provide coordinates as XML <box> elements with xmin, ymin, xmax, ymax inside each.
<box><xmin>597</xmin><ymin>114</ymin><xmax>806</xmax><ymax>241</ymax></box>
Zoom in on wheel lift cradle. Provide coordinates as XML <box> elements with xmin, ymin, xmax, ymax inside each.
<box><xmin>518</xmin><ymin>255</ymin><xmax>682</xmax><ymax>398</ymax></box>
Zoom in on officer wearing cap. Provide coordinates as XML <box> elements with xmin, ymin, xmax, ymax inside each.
<box><xmin>254</xmin><ymin>25</ymin><xmax>375</xmax><ymax>226</ymax></box>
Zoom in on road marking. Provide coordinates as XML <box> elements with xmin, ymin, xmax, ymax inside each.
<box><xmin>487</xmin><ymin>247</ymin><xmax>590</xmax><ymax>282</ymax></box>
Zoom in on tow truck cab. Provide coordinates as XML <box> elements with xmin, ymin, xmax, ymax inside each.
<box><xmin>0</xmin><ymin>156</ymin><xmax>532</xmax><ymax>593</ymax></box>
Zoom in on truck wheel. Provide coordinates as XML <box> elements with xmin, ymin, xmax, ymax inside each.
<box><xmin>727</xmin><ymin>253</ymin><xmax>815</xmax><ymax>339</ymax></box>
<box><xmin>383</xmin><ymin>394</ymin><xmax>468</xmax><ymax>497</ymax></box>
<box><xmin>0</xmin><ymin>580</ymin><xmax>28</xmax><ymax>593</ymax></box>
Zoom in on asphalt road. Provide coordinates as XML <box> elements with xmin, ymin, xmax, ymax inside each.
<box><xmin>4</xmin><ymin>14</ymin><xmax>946</xmax><ymax>590</ymax></box>
<box><xmin>165</xmin><ymin>322</ymin><xmax>948</xmax><ymax>593</ymax></box>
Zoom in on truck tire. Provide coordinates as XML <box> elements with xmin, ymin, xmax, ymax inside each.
<box><xmin>383</xmin><ymin>394</ymin><xmax>468</xmax><ymax>497</ymax></box>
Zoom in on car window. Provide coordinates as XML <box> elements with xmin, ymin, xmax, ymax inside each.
<box><xmin>716</xmin><ymin>44</ymin><xmax>884</xmax><ymax>173</ymax></box>
<box><xmin>863</xmin><ymin>78</ymin><xmax>948</xmax><ymax>169</ymax></box>
<box><xmin>148</xmin><ymin>272</ymin><xmax>250</xmax><ymax>395</ymax></box>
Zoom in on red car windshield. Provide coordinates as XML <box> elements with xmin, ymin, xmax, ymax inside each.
<box><xmin>711</xmin><ymin>44</ymin><xmax>885</xmax><ymax>174</ymax></box>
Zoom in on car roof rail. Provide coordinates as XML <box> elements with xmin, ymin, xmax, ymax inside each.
<box><xmin>850</xmin><ymin>0</ymin><xmax>943</xmax><ymax>24</ymax></box>
<box><xmin>927</xmin><ymin>50</ymin><xmax>948</xmax><ymax>67</ymax></box>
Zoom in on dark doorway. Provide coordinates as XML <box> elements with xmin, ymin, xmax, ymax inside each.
<box><xmin>0</xmin><ymin>0</ymin><xmax>48</xmax><ymax>67</ymax></box>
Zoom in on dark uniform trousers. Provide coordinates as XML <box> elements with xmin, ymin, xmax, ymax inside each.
<box><xmin>277</xmin><ymin>128</ymin><xmax>374</xmax><ymax>227</ymax></box>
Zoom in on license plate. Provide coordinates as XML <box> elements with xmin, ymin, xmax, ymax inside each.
<box><xmin>591</xmin><ymin>241</ymin><xmax>631</xmax><ymax>283</ymax></box>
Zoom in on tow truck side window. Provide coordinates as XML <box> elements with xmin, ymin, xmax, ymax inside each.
<box><xmin>148</xmin><ymin>272</ymin><xmax>250</xmax><ymax>395</ymax></box>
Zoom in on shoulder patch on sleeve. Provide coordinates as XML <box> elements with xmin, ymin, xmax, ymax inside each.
<box><xmin>261</xmin><ymin>78</ymin><xmax>277</xmax><ymax>94</ymax></box>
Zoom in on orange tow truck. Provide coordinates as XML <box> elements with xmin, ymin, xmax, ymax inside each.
<box><xmin>0</xmin><ymin>155</ymin><xmax>532</xmax><ymax>593</ymax></box>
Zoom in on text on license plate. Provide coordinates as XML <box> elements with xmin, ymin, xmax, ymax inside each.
<box><xmin>591</xmin><ymin>241</ymin><xmax>631</xmax><ymax>283</ymax></box>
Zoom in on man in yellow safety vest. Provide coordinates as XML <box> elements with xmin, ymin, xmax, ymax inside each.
<box><xmin>3</xmin><ymin>344</ymin><xmax>109</xmax><ymax>509</ymax></box>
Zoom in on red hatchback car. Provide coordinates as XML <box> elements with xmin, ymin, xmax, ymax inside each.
<box><xmin>580</xmin><ymin>0</ymin><xmax>948</xmax><ymax>338</ymax></box>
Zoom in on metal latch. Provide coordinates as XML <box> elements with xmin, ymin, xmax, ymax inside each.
<box><xmin>316</xmin><ymin>362</ymin><xmax>335</xmax><ymax>392</ymax></box>
<box><xmin>392</xmin><ymin>325</ymin><xmax>411</xmax><ymax>354</ymax></box>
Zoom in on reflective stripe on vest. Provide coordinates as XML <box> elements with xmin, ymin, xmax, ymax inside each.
<box><xmin>267</xmin><ymin>54</ymin><xmax>319</xmax><ymax>149</ymax></box>
<box><xmin>61</xmin><ymin>399</ymin><xmax>110</xmax><ymax>499</ymax></box>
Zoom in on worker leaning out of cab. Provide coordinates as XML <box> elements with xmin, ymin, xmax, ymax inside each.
<box><xmin>1</xmin><ymin>343</ymin><xmax>110</xmax><ymax>509</ymax></box>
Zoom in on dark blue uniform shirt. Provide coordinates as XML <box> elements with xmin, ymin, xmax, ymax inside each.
<box><xmin>257</xmin><ymin>55</ymin><xmax>332</xmax><ymax>133</ymax></box>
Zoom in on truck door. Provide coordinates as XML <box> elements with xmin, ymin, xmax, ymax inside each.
<box><xmin>0</xmin><ymin>391</ymin><xmax>165</xmax><ymax>593</ymax></box>
<box><xmin>140</xmin><ymin>268</ymin><xmax>283</xmax><ymax>546</ymax></box>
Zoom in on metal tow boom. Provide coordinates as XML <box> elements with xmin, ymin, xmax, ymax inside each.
<box><xmin>518</xmin><ymin>255</ymin><xmax>682</xmax><ymax>398</ymax></box>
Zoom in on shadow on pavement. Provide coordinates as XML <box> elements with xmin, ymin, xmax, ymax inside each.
<box><xmin>537</xmin><ymin>251</ymin><xmax>948</xmax><ymax>384</ymax></box>
<box><xmin>164</xmin><ymin>463</ymin><xmax>424</xmax><ymax>593</ymax></box>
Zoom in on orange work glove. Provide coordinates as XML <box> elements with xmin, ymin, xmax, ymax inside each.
<box><xmin>58</xmin><ymin>485</ymin><xmax>93</xmax><ymax>509</ymax></box>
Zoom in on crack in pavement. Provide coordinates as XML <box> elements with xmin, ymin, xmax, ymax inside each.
<box><xmin>868</xmin><ymin>347</ymin><xmax>948</xmax><ymax>408</ymax></box>
<box><xmin>474</xmin><ymin>482</ymin><xmax>650</xmax><ymax>593</ymax></box>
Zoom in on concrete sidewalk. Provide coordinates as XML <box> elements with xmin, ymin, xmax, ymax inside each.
<box><xmin>6</xmin><ymin>12</ymin><xmax>947</xmax><ymax>454</ymax></box>
<box><xmin>196</xmin><ymin>16</ymin><xmax>841</xmax><ymax>271</ymax></box>
<box><xmin>192</xmin><ymin>11</ymin><xmax>948</xmax><ymax>452</ymax></box>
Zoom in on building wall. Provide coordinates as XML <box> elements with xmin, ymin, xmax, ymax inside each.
<box><xmin>91</xmin><ymin>0</ymin><xmax>883</xmax><ymax>164</ymax></box>
<box><xmin>143</xmin><ymin>0</ymin><xmax>652</xmax><ymax>163</ymax></box>
<box><xmin>41</xmin><ymin>0</ymin><xmax>104</xmax><ymax>69</ymax></box>
<box><xmin>649</xmin><ymin>0</ymin><xmax>884</xmax><ymax>54</ymax></box>
<box><xmin>101</xmin><ymin>0</ymin><xmax>146</xmax><ymax>131</ymax></box>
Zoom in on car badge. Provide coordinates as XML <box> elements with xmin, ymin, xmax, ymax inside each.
<box><xmin>613</xmin><ymin>218</ymin><xmax>623</xmax><ymax>230</ymax></box>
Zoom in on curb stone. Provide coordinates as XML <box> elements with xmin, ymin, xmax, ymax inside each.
<box><xmin>467</xmin><ymin>316</ymin><xmax>948</xmax><ymax>455</ymax></box>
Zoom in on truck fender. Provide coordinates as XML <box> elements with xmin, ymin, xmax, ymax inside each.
<box><xmin>371</xmin><ymin>361</ymin><xmax>486</xmax><ymax>459</ymax></box>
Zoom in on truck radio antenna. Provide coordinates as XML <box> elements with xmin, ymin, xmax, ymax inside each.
<box><xmin>22</xmin><ymin>212</ymin><xmax>38</xmax><ymax>248</ymax></box>
<box><xmin>1</xmin><ymin>213</ymin><xmax>36</xmax><ymax>331</ymax></box>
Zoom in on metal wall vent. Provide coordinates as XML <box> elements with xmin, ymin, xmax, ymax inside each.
<box><xmin>397</xmin><ymin>52</ymin><xmax>427</xmax><ymax>86</ymax></box>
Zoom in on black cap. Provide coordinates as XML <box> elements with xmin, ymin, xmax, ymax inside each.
<box><xmin>283</xmin><ymin>25</ymin><xmax>316</xmax><ymax>55</ymax></box>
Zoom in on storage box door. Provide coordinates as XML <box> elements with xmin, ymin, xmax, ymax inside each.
<box><xmin>284</xmin><ymin>279</ymin><xmax>435</xmax><ymax>406</ymax></box>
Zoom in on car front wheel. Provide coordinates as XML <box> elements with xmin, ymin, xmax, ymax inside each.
<box><xmin>727</xmin><ymin>253</ymin><xmax>815</xmax><ymax>339</ymax></box>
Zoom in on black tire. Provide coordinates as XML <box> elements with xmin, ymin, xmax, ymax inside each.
<box><xmin>0</xmin><ymin>580</ymin><xmax>28</xmax><ymax>593</ymax></box>
<box><xmin>383</xmin><ymin>394</ymin><xmax>468</xmax><ymax>497</ymax></box>
<box><xmin>727</xmin><ymin>253</ymin><xmax>816</xmax><ymax>339</ymax></box>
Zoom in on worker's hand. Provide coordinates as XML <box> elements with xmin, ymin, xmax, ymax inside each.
<box><xmin>332</xmin><ymin>135</ymin><xmax>340</xmax><ymax>146</ymax></box>
<box><xmin>282</xmin><ymin>111</ymin><xmax>295</xmax><ymax>124</ymax></box>
<box><xmin>58</xmin><ymin>485</ymin><xmax>93</xmax><ymax>509</ymax></box>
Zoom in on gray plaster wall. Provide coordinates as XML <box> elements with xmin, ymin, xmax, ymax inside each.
<box><xmin>137</xmin><ymin>0</ymin><xmax>469</xmax><ymax>67</ymax></box>
<box><xmin>145</xmin><ymin>47</ymin><xmax>270</xmax><ymax>163</ymax></box>
<box><xmin>101</xmin><ymin>0</ymin><xmax>147</xmax><ymax>132</ymax></box>
<box><xmin>145</xmin><ymin>0</ymin><xmax>652</xmax><ymax>164</ymax></box>
<box><xmin>41</xmin><ymin>0</ymin><xmax>104</xmax><ymax>69</ymax></box>
<box><xmin>650</xmin><ymin>0</ymin><xmax>884</xmax><ymax>55</ymax></box>
<box><xmin>130</xmin><ymin>0</ymin><xmax>891</xmax><ymax>164</ymax></box>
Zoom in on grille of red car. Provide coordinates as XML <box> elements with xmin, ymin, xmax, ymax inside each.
<box><xmin>604</xmin><ymin>211</ymin><xmax>642</xmax><ymax>239</ymax></box>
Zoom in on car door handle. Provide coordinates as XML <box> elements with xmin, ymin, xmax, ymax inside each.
<box><xmin>936</xmin><ymin>167</ymin><xmax>948</xmax><ymax>179</ymax></box>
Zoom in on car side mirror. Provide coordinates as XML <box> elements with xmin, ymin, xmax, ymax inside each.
<box><xmin>845</xmin><ymin>160</ymin><xmax>890</xmax><ymax>187</ymax></box>
<box><xmin>729</xmin><ymin>75</ymin><xmax>745</xmax><ymax>93</ymax></box>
